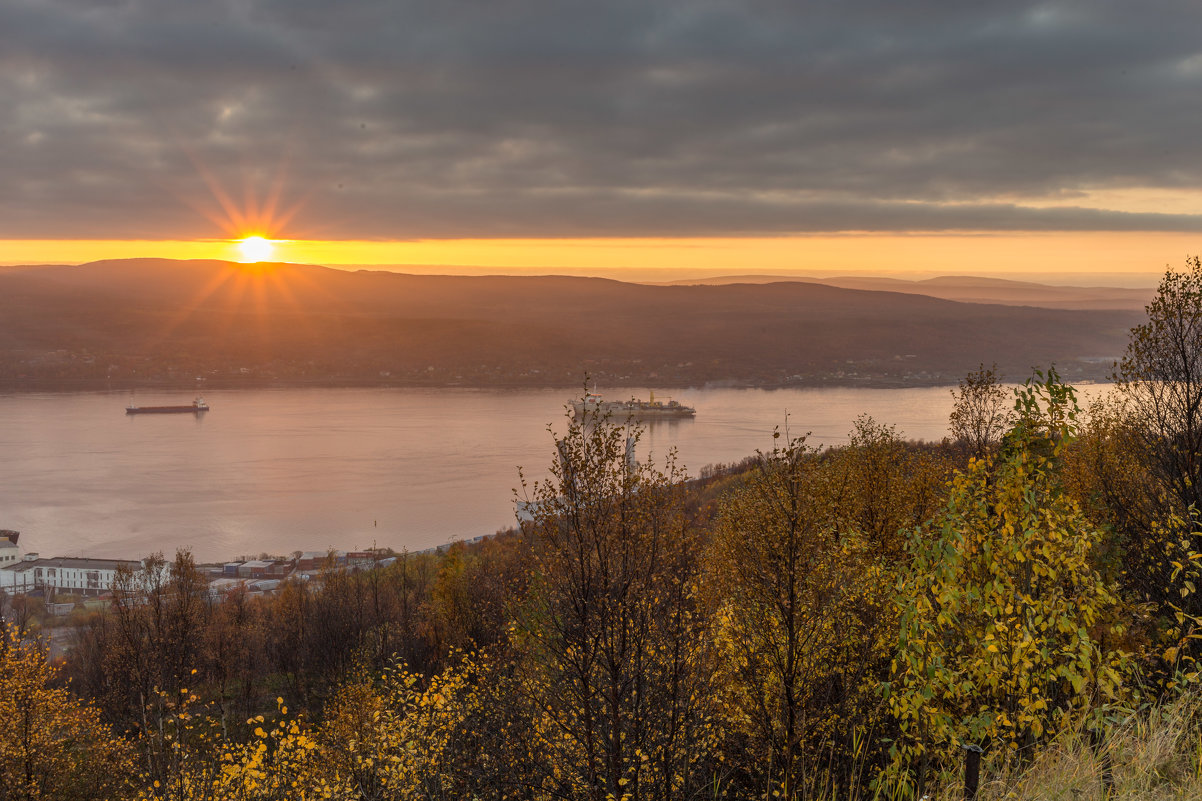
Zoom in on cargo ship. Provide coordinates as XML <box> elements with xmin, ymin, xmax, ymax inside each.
<box><xmin>125</xmin><ymin>396</ymin><xmax>210</xmax><ymax>415</ymax></box>
<box><xmin>570</xmin><ymin>391</ymin><xmax>696</xmax><ymax>420</ymax></box>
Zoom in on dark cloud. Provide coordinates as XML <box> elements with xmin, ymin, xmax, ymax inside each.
<box><xmin>3</xmin><ymin>0</ymin><xmax>1202</xmax><ymax>239</ymax></box>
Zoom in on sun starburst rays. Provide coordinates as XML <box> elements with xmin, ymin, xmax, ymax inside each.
<box><xmin>170</xmin><ymin>141</ymin><xmax>308</xmax><ymax>265</ymax></box>
<box><xmin>144</xmin><ymin>249</ymin><xmax>342</xmax><ymax>360</ymax></box>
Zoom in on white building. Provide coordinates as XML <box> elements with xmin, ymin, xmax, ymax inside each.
<box><xmin>0</xmin><ymin>538</ymin><xmax>19</xmax><ymax>568</ymax></box>
<box><xmin>0</xmin><ymin>556</ymin><xmax>141</xmax><ymax>597</ymax></box>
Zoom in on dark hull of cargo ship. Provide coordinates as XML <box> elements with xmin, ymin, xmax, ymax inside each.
<box><xmin>126</xmin><ymin>405</ymin><xmax>208</xmax><ymax>414</ymax></box>
<box><xmin>126</xmin><ymin>397</ymin><xmax>209</xmax><ymax>414</ymax></box>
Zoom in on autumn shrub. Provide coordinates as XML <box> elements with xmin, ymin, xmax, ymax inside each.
<box><xmin>318</xmin><ymin>658</ymin><xmax>479</xmax><ymax>799</ymax></box>
<box><xmin>513</xmin><ymin>409</ymin><xmax>716</xmax><ymax>801</ymax></box>
<box><xmin>706</xmin><ymin>432</ymin><xmax>897</xmax><ymax>799</ymax></box>
<box><xmin>824</xmin><ymin>415</ymin><xmax>955</xmax><ymax>558</ymax></box>
<box><xmin>0</xmin><ymin>623</ymin><xmax>136</xmax><ymax>801</ymax></box>
<box><xmin>887</xmin><ymin>370</ymin><xmax>1138</xmax><ymax>796</ymax></box>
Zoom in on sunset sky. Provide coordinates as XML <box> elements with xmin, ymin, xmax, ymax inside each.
<box><xmin>3</xmin><ymin>1</ymin><xmax>1200</xmax><ymax>283</ymax></box>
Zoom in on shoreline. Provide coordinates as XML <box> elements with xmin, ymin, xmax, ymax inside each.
<box><xmin>0</xmin><ymin>371</ymin><xmax>1117</xmax><ymax>395</ymax></box>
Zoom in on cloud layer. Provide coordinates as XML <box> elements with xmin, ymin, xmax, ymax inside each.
<box><xmin>4</xmin><ymin>0</ymin><xmax>1202</xmax><ymax>239</ymax></box>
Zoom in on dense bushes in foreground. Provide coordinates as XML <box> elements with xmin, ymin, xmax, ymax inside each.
<box><xmin>6</xmin><ymin>260</ymin><xmax>1202</xmax><ymax>800</ymax></box>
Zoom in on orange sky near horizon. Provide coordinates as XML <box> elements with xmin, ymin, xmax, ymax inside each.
<box><xmin>2</xmin><ymin>231</ymin><xmax>1198</xmax><ymax>285</ymax></box>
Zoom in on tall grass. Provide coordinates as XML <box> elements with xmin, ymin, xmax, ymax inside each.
<box><xmin>923</xmin><ymin>691</ymin><xmax>1202</xmax><ymax>800</ymax></box>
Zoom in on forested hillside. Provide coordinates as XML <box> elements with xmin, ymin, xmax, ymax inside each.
<box><xmin>0</xmin><ymin>259</ymin><xmax>1139</xmax><ymax>389</ymax></box>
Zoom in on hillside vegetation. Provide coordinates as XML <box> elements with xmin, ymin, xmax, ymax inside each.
<box><xmin>4</xmin><ymin>258</ymin><xmax>1202</xmax><ymax>800</ymax></box>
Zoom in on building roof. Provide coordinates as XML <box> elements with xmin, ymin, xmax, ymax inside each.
<box><xmin>0</xmin><ymin>540</ymin><xmax>17</xmax><ymax>550</ymax></box>
<box><xmin>1</xmin><ymin>556</ymin><xmax>140</xmax><ymax>573</ymax></box>
<box><xmin>298</xmin><ymin>551</ymin><xmax>342</xmax><ymax>560</ymax></box>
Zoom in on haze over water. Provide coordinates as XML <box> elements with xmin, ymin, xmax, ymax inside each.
<box><xmin>0</xmin><ymin>385</ymin><xmax>1111</xmax><ymax>563</ymax></box>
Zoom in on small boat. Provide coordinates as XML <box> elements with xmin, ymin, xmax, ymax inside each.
<box><xmin>126</xmin><ymin>396</ymin><xmax>210</xmax><ymax>415</ymax></box>
<box><xmin>571</xmin><ymin>391</ymin><xmax>696</xmax><ymax>420</ymax></box>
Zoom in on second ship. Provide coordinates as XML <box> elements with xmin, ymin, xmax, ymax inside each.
<box><xmin>571</xmin><ymin>391</ymin><xmax>696</xmax><ymax>420</ymax></box>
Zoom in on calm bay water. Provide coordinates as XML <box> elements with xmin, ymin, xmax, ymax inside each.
<box><xmin>0</xmin><ymin>384</ymin><xmax>1111</xmax><ymax>562</ymax></box>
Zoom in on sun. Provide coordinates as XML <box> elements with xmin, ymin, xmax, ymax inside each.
<box><xmin>237</xmin><ymin>236</ymin><xmax>275</xmax><ymax>262</ymax></box>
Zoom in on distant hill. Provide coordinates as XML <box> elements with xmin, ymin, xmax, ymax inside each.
<box><xmin>649</xmin><ymin>274</ymin><xmax>1153</xmax><ymax>311</ymax></box>
<box><xmin>0</xmin><ymin>259</ymin><xmax>1143</xmax><ymax>389</ymax></box>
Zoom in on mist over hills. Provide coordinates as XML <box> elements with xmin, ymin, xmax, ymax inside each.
<box><xmin>652</xmin><ymin>274</ymin><xmax>1154</xmax><ymax>311</ymax></box>
<box><xmin>0</xmin><ymin>259</ymin><xmax>1143</xmax><ymax>389</ymax></box>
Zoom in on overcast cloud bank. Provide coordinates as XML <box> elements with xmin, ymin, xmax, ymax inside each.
<box><xmin>3</xmin><ymin>0</ymin><xmax>1201</xmax><ymax>239</ymax></box>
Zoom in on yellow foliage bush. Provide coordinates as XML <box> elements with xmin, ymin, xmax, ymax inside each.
<box><xmin>0</xmin><ymin>623</ymin><xmax>136</xmax><ymax>801</ymax></box>
<box><xmin>888</xmin><ymin>371</ymin><xmax>1136</xmax><ymax>793</ymax></box>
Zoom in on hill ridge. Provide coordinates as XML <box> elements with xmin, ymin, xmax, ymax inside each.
<box><xmin>0</xmin><ymin>258</ymin><xmax>1141</xmax><ymax>390</ymax></box>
